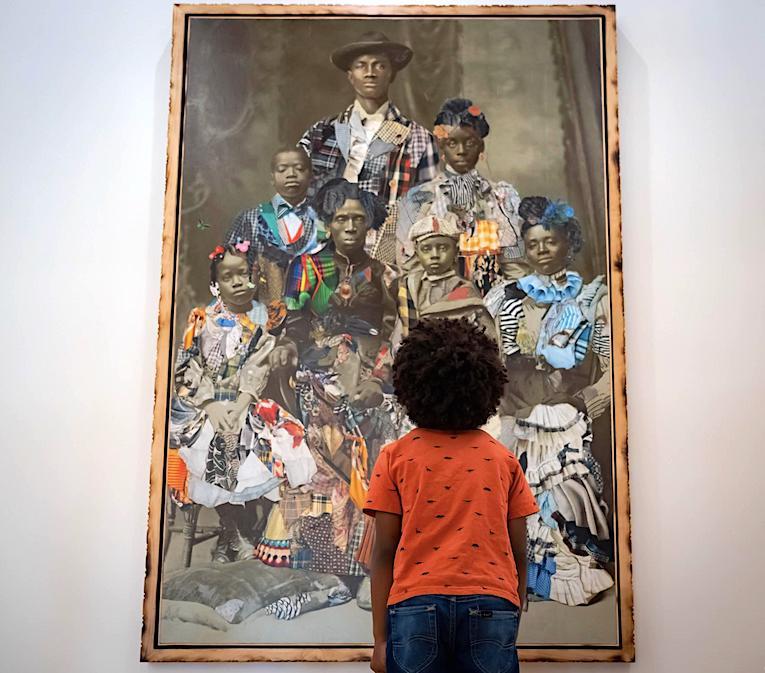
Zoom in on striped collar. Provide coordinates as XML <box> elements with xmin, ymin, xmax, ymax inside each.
<box><xmin>271</xmin><ymin>193</ymin><xmax>311</xmax><ymax>220</ymax></box>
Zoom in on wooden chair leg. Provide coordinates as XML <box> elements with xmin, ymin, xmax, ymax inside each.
<box><xmin>181</xmin><ymin>504</ymin><xmax>201</xmax><ymax>568</ymax></box>
<box><xmin>163</xmin><ymin>496</ymin><xmax>177</xmax><ymax>562</ymax></box>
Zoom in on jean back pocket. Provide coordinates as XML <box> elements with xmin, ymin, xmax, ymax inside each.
<box><xmin>468</xmin><ymin>606</ymin><xmax>519</xmax><ymax>673</ymax></box>
<box><xmin>389</xmin><ymin>604</ymin><xmax>438</xmax><ymax>673</ymax></box>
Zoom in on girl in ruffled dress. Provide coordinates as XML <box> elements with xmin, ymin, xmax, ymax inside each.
<box><xmin>171</xmin><ymin>242</ymin><xmax>316</xmax><ymax>562</ymax></box>
<box><xmin>396</xmin><ymin>98</ymin><xmax>525</xmax><ymax>295</ymax></box>
<box><xmin>485</xmin><ymin>197</ymin><xmax>614</xmax><ymax>606</ymax></box>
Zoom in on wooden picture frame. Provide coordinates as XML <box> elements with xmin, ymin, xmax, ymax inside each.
<box><xmin>142</xmin><ymin>3</ymin><xmax>632</xmax><ymax>663</ymax></box>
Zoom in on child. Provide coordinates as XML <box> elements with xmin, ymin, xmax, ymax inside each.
<box><xmin>226</xmin><ymin>147</ymin><xmax>327</xmax><ymax>305</ymax></box>
<box><xmin>398</xmin><ymin>211</ymin><xmax>496</xmax><ymax>339</ymax></box>
<box><xmin>364</xmin><ymin>318</ymin><xmax>539</xmax><ymax>673</ymax></box>
<box><xmin>172</xmin><ymin>242</ymin><xmax>315</xmax><ymax>562</ymax></box>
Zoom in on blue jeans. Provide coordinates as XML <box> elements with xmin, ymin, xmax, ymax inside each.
<box><xmin>386</xmin><ymin>594</ymin><xmax>520</xmax><ymax>673</ymax></box>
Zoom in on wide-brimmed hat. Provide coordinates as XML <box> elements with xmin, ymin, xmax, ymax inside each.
<box><xmin>331</xmin><ymin>31</ymin><xmax>413</xmax><ymax>71</ymax></box>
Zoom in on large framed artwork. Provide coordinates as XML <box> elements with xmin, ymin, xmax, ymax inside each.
<box><xmin>142</xmin><ymin>4</ymin><xmax>632</xmax><ymax>663</ymax></box>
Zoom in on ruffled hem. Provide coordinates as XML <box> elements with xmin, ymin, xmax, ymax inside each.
<box><xmin>514</xmin><ymin>404</ymin><xmax>589</xmax><ymax>452</ymax></box>
<box><xmin>525</xmin><ymin>459</ymin><xmax>592</xmax><ymax>495</ymax></box>
<box><xmin>549</xmin><ymin>558</ymin><xmax>614</xmax><ymax>606</ymax></box>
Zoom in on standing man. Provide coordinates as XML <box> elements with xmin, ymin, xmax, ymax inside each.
<box><xmin>299</xmin><ymin>31</ymin><xmax>439</xmax><ymax>259</ymax></box>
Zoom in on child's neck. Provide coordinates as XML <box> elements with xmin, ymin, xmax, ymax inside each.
<box><xmin>278</xmin><ymin>192</ymin><xmax>307</xmax><ymax>207</ymax></box>
<box><xmin>221</xmin><ymin>299</ymin><xmax>253</xmax><ymax>315</ymax></box>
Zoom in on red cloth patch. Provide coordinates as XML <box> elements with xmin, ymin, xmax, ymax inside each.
<box><xmin>447</xmin><ymin>286</ymin><xmax>471</xmax><ymax>301</ymax></box>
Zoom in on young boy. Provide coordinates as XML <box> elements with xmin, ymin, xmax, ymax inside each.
<box><xmin>398</xmin><ymin>212</ymin><xmax>496</xmax><ymax>339</ymax></box>
<box><xmin>364</xmin><ymin>318</ymin><xmax>538</xmax><ymax>673</ymax></box>
<box><xmin>226</xmin><ymin>147</ymin><xmax>327</xmax><ymax>305</ymax></box>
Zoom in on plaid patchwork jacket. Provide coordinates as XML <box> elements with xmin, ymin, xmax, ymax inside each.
<box><xmin>298</xmin><ymin>102</ymin><xmax>439</xmax><ymax>207</ymax></box>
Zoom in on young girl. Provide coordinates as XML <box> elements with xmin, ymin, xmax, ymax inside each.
<box><xmin>364</xmin><ymin>318</ymin><xmax>538</xmax><ymax>673</ymax></box>
<box><xmin>172</xmin><ymin>242</ymin><xmax>314</xmax><ymax>562</ymax></box>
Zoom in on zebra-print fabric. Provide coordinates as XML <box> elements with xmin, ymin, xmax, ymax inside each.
<box><xmin>592</xmin><ymin>320</ymin><xmax>611</xmax><ymax>359</ymax></box>
<box><xmin>264</xmin><ymin>593</ymin><xmax>311</xmax><ymax>620</ymax></box>
<box><xmin>497</xmin><ymin>296</ymin><xmax>525</xmax><ymax>355</ymax></box>
<box><xmin>440</xmin><ymin>170</ymin><xmax>482</xmax><ymax>211</ymax></box>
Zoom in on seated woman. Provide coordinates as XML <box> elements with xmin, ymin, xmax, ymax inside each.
<box><xmin>484</xmin><ymin>197</ymin><xmax>613</xmax><ymax>606</ymax></box>
<box><xmin>396</xmin><ymin>97</ymin><xmax>525</xmax><ymax>295</ymax></box>
<box><xmin>171</xmin><ymin>242</ymin><xmax>315</xmax><ymax>563</ymax></box>
<box><xmin>397</xmin><ymin>211</ymin><xmax>496</xmax><ymax>339</ymax></box>
<box><xmin>263</xmin><ymin>179</ymin><xmax>401</xmax><ymax>581</ymax></box>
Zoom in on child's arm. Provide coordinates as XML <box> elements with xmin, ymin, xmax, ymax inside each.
<box><xmin>508</xmin><ymin>516</ymin><xmax>528</xmax><ymax>610</ymax></box>
<box><xmin>370</xmin><ymin>512</ymin><xmax>402</xmax><ymax>671</ymax></box>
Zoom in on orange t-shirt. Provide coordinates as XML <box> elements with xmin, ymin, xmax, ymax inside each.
<box><xmin>363</xmin><ymin>428</ymin><xmax>539</xmax><ymax>607</ymax></box>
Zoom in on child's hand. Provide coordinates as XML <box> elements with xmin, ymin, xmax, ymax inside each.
<box><xmin>269</xmin><ymin>345</ymin><xmax>298</xmax><ymax>369</ymax></box>
<box><xmin>370</xmin><ymin>641</ymin><xmax>386</xmax><ymax>673</ymax></box>
<box><xmin>351</xmin><ymin>380</ymin><xmax>384</xmax><ymax>409</ymax></box>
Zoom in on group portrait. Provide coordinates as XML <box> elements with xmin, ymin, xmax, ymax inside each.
<box><xmin>142</xmin><ymin>4</ymin><xmax>631</xmax><ymax>664</ymax></box>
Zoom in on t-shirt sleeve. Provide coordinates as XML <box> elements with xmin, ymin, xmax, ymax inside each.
<box><xmin>363</xmin><ymin>446</ymin><xmax>403</xmax><ymax>517</ymax></box>
<box><xmin>507</xmin><ymin>459</ymin><xmax>540</xmax><ymax>519</ymax></box>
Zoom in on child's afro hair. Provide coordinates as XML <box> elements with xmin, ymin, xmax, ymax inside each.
<box><xmin>393</xmin><ymin>318</ymin><xmax>507</xmax><ymax>431</ymax></box>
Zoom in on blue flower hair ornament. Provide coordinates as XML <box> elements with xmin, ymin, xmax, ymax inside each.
<box><xmin>541</xmin><ymin>200</ymin><xmax>576</xmax><ymax>227</ymax></box>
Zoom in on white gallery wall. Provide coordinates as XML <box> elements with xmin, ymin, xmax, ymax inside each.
<box><xmin>0</xmin><ymin>0</ymin><xmax>763</xmax><ymax>671</ymax></box>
